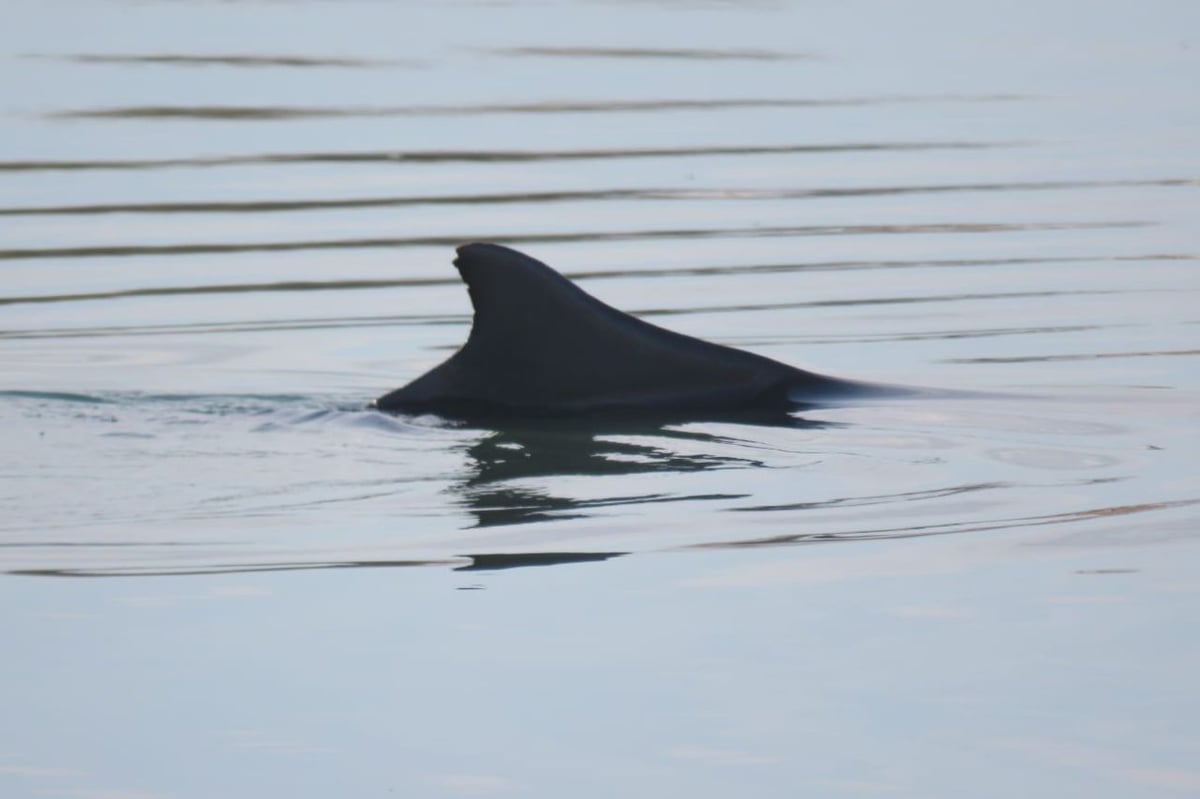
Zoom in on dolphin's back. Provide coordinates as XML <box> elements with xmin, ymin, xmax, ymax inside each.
<box><xmin>375</xmin><ymin>243</ymin><xmax>868</xmax><ymax>415</ymax></box>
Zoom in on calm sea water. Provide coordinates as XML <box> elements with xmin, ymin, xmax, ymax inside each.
<box><xmin>2</xmin><ymin>1</ymin><xmax>1198</xmax><ymax>797</ymax></box>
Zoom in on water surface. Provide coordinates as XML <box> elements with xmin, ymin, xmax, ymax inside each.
<box><xmin>2</xmin><ymin>1</ymin><xmax>1198</xmax><ymax>797</ymax></box>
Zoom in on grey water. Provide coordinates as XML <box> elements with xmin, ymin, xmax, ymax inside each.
<box><xmin>2</xmin><ymin>1</ymin><xmax>1199</xmax><ymax>797</ymax></box>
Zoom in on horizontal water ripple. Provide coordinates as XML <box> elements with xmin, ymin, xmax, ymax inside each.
<box><xmin>5</xmin><ymin>253</ymin><xmax>1194</xmax><ymax>308</ymax></box>
<box><xmin>10</xmin><ymin>496</ymin><xmax>1196</xmax><ymax>578</ymax></box>
<box><xmin>8</xmin><ymin>558</ymin><xmax>457</xmax><ymax>578</ymax></box>
<box><xmin>0</xmin><ymin>221</ymin><xmax>1148</xmax><ymax>261</ymax></box>
<box><xmin>492</xmin><ymin>46</ymin><xmax>814</xmax><ymax>61</ymax></box>
<box><xmin>0</xmin><ymin>390</ymin><xmax>114</xmax><ymax>404</ymax></box>
<box><xmin>0</xmin><ymin>278</ymin><xmax>456</xmax><ymax>307</ymax></box>
<box><xmin>0</xmin><ymin>140</ymin><xmax>1012</xmax><ymax>172</ymax></box>
<box><xmin>947</xmin><ymin>349</ymin><xmax>1200</xmax><ymax>364</ymax></box>
<box><xmin>48</xmin><ymin>94</ymin><xmax>1026</xmax><ymax>121</ymax></box>
<box><xmin>697</xmin><ymin>497</ymin><xmax>1200</xmax><ymax>549</ymax></box>
<box><xmin>3</xmin><ymin>179</ymin><xmax>1192</xmax><ymax>218</ymax></box>
<box><xmin>810</xmin><ymin>323</ymin><xmax>1132</xmax><ymax>345</ymax></box>
<box><xmin>733</xmin><ymin>481</ymin><xmax>1006</xmax><ymax>512</ymax></box>
<box><xmin>0</xmin><ymin>288</ymin><xmax>1136</xmax><ymax>340</ymax></box>
<box><xmin>35</xmin><ymin>52</ymin><xmax>420</xmax><ymax>68</ymax></box>
<box><xmin>0</xmin><ymin>316</ymin><xmax>462</xmax><ymax>340</ymax></box>
<box><xmin>641</xmin><ymin>289</ymin><xmax>1132</xmax><ymax>317</ymax></box>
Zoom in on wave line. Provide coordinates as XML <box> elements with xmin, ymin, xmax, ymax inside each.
<box><xmin>50</xmin><ymin>94</ymin><xmax>1028</xmax><ymax>121</ymax></box>
<box><xmin>0</xmin><ymin>221</ymin><xmax>1148</xmax><ymax>262</ymax></box>
<box><xmin>2</xmin><ymin>178</ymin><xmax>1191</xmax><ymax>217</ymax></box>
<box><xmin>0</xmin><ymin>140</ymin><xmax>1011</xmax><ymax>172</ymax></box>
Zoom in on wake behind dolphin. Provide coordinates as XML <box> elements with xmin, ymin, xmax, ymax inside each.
<box><xmin>375</xmin><ymin>243</ymin><xmax>910</xmax><ymax>417</ymax></box>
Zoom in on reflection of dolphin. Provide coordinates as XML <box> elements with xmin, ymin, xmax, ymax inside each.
<box><xmin>455</xmin><ymin>552</ymin><xmax>626</xmax><ymax>571</ymax></box>
<box><xmin>454</xmin><ymin>420</ymin><xmax>785</xmax><ymax>527</ymax></box>
<box><xmin>375</xmin><ymin>243</ymin><xmax>905</xmax><ymax>416</ymax></box>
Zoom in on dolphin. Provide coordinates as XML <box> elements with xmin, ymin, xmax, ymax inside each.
<box><xmin>374</xmin><ymin>243</ymin><xmax>907</xmax><ymax>417</ymax></box>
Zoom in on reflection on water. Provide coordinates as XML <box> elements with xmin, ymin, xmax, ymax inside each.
<box><xmin>2</xmin><ymin>1</ymin><xmax>1200</xmax><ymax>794</ymax></box>
<box><xmin>455</xmin><ymin>551</ymin><xmax>626</xmax><ymax>570</ymax></box>
<box><xmin>11</xmin><ymin>550</ymin><xmax>629</xmax><ymax>577</ymax></box>
<box><xmin>454</xmin><ymin>415</ymin><xmax>806</xmax><ymax>527</ymax></box>
<box><xmin>5</xmin><ymin>388</ymin><xmax>1192</xmax><ymax>580</ymax></box>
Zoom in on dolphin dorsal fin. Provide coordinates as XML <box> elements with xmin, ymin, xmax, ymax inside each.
<box><xmin>375</xmin><ymin>243</ymin><xmax>851</xmax><ymax>415</ymax></box>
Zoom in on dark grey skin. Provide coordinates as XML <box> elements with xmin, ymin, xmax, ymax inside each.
<box><xmin>374</xmin><ymin>243</ymin><xmax>913</xmax><ymax>417</ymax></box>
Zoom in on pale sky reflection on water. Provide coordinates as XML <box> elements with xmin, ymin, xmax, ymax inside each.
<box><xmin>1</xmin><ymin>0</ymin><xmax>1198</xmax><ymax>797</ymax></box>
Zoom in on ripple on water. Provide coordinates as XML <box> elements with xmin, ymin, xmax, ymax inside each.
<box><xmin>986</xmin><ymin>447</ymin><xmax>1121</xmax><ymax>470</ymax></box>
